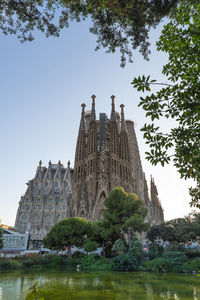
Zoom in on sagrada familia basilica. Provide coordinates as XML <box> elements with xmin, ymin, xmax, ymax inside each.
<box><xmin>15</xmin><ymin>96</ymin><xmax>164</xmax><ymax>247</ymax></box>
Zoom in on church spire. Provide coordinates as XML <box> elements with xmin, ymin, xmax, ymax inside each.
<box><xmin>80</xmin><ymin>103</ymin><xmax>86</xmax><ymax>130</ymax></box>
<box><xmin>120</xmin><ymin>104</ymin><xmax>127</xmax><ymax>132</ymax></box>
<box><xmin>110</xmin><ymin>95</ymin><xmax>116</xmax><ymax>121</ymax></box>
<box><xmin>91</xmin><ymin>95</ymin><xmax>96</xmax><ymax>121</ymax></box>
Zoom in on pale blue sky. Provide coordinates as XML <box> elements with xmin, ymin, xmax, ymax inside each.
<box><xmin>0</xmin><ymin>19</ymin><xmax>193</xmax><ymax>226</ymax></box>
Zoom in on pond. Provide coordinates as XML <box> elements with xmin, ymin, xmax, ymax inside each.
<box><xmin>0</xmin><ymin>269</ymin><xmax>199</xmax><ymax>300</ymax></box>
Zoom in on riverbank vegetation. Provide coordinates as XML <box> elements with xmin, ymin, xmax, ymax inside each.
<box><xmin>1</xmin><ymin>237</ymin><xmax>200</xmax><ymax>274</ymax></box>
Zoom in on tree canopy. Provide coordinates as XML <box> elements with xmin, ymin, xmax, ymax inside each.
<box><xmin>132</xmin><ymin>1</ymin><xmax>200</xmax><ymax>206</ymax></box>
<box><xmin>1</xmin><ymin>0</ymin><xmax>182</xmax><ymax>67</ymax></box>
<box><xmin>100</xmin><ymin>187</ymin><xmax>149</xmax><ymax>244</ymax></box>
<box><xmin>43</xmin><ymin>217</ymin><xmax>90</xmax><ymax>251</ymax></box>
<box><xmin>147</xmin><ymin>211</ymin><xmax>200</xmax><ymax>245</ymax></box>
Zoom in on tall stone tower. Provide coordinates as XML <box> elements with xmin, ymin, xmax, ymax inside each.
<box><xmin>15</xmin><ymin>95</ymin><xmax>164</xmax><ymax>246</ymax></box>
<box><xmin>70</xmin><ymin>95</ymin><xmax>164</xmax><ymax>223</ymax></box>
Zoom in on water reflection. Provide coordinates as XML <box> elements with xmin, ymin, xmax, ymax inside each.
<box><xmin>0</xmin><ymin>270</ymin><xmax>199</xmax><ymax>300</ymax></box>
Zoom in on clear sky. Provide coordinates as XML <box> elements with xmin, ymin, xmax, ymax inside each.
<box><xmin>0</xmin><ymin>18</ymin><xmax>193</xmax><ymax>226</ymax></box>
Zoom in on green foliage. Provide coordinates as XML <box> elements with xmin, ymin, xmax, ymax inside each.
<box><xmin>72</xmin><ymin>251</ymin><xmax>85</xmax><ymax>258</ymax></box>
<box><xmin>113</xmin><ymin>239</ymin><xmax>126</xmax><ymax>254</ymax></box>
<box><xmin>148</xmin><ymin>243</ymin><xmax>164</xmax><ymax>259</ymax></box>
<box><xmin>49</xmin><ymin>255</ymin><xmax>67</xmax><ymax>267</ymax></box>
<box><xmin>43</xmin><ymin>217</ymin><xmax>90</xmax><ymax>251</ymax></box>
<box><xmin>0</xmin><ymin>0</ymin><xmax>183</xmax><ymax>67</ymax></box>
<box><xmin>22</xmin><ymin>259</ymin><xmax>36</xmax><ymax>268</ymax></box>
<box><xmin>185</xmin><ymin>248</ymin><xmax>200</xmax><ymax>259</ymax></box>
<box><xmin>144</xmin><ymin>257</ymin><xmax>173</xmax><ymax>273</ymax></box>
<box><xmin>112</xmin><ymin>253</ymin><xmax>141</xmax><ymax>271</ymax></box>
<box><xmin>80</xmin><ymin>254</ymin><xmax>113</xmax><ymax>271</ymax></box>
<box><xmin>132</xmin><ymin>2</ymin><xmax>200</xmax><ymax>206</ymax></box>
<box><xmin>183</xmin><ymin>258</ymin><xmax>200</xmax><ymax>272</ymax></box>
<box><xmin>129</xmin><ymin>237</ymin><xmax>144</xmax><ymax>258</ymax></box>
<box><xmin>147</xmin><ymin>214</ymin><xmax>200</xmax><ymax>245</ymax></box>
<box><xmin>83</xmin><ymin>239</ymin><xmax>99</xmax><ymax>253</ymax></box>
<box><xmin>165</xmin><ymin>243</ymin><xmax>185</xmax><ymax>253</ymax></box>
<box><xmin>163</xmin><ymin>251</ymin><xmax>187</xmax><ymax>272</ymax></box>
<box><xmin>145</xmin><ymin>250</ymin><xmax>187</xmax><ymax>273</ymax></box>
<box><xmin>101</xmin><ymin>187</ymin><xmax>149</xmax><ymax>245</ymax></box>
<box><xmin>0</xmin><ymin>259</ymin><xmax>21</xmax><ymax>270</ymax></box>
<box><xmin>25</xmin><ymin>282</ymin><xmax>44</xmax><ymax>300</ymax></box>
<box><xmin>113</xmin><ymin>237</ymin><xmax>144</xmax><ymax>271</ymax></box>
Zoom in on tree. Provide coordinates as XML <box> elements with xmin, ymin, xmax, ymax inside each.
<box><xmin>147</xmin><ymin>213</ymin><xmax>200</xmax><ymax>245</ymax></box>
<box><xmin>83</xmin><ymin>239</ymin><xmax>99</xmax><ymax>253</ymax></box>
<box><xmin>132</xmin><ymin>1</ymin><xmax>200</xmax><ymax>206</ymax></box>
<box><xmin>43</xmin><ymin>217</ymin><xmax>90</xmax><ymax>253</ymax></box>
<box><xmin>100</xmin><ymin>187</ymin><xmax>149</xmax><ymax>245</ymax></box>
<box><xmin>0</xmin><ymin>228</ymin><xmax>3</xmax><ymax>250</ymax></box>
<box><xmin>1</xmin><ymin>0</ymin><xmax>182</xmax><ymax>67</ymax></box>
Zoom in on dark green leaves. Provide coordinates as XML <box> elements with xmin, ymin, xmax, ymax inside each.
<box><xmin>132</xmin><ymin>2</ymin><xmax>200</xmax><ymax>207</ymax></box>
<box><xmin>0</xmin><ymin>0</ymin><xmax>181</xmax><ymax>67</ymax></box>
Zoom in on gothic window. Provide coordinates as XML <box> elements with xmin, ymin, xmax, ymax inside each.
<box><xmin>56</xmin><ymin>215</ymin><xmax>62</xmax><ymax>222</ymax></box>
<box><xmin>44</xmin><ymin>214</ymin><xmax>51</xmax><ymax>225</ymax></box>
<box><xmin>32</xmin><ymin>214</ymin><xmax>39</xmax><ymax>224</ymax></box>
<box><xmin>114</xmin><ymin>160</ymin><xmax>117</xmax><ymax>175</ymax></box>
<box><xmin>65</xmin><ymin>180</ymin><xmax>72</xmax><ymax>194</ymax></box>
<box><xmin>78</xmin><ymin>166</ymin><xmax>81</xmax><ymax>181</ymax></box>
<box><xmin>21</xmin><ymin>215</ymin><xmax>27</xmax><ymax>221</ymax></box>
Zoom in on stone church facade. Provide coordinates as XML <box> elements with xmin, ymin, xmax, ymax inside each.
<box><xmin>14</xmin><ymin>96</ymin><xmax>164</xmax><ymax>246</ymax></box>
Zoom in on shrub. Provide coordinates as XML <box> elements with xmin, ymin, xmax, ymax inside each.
<box><xmin>183</xmin><ymin>258</ymin><xmax>200</xmax><ymax>272</ymax></box>
<box><xmin>129</xmin><ymin>237</ymin><xmax>144</xmax><ymax>259</ymax></box>
<box><xmin>72</xmin><ymin>251</ymin><xmax>85</xmax><ymax>258</ymax></box>
<box><xmin>39</xmin><ymin>255</ymin><xmax>51</xmax><ymax>265</ymax></box>
<box><xmin>0</xmin><ymin>259</ymin><xmax>21</xmax><ymax>270</ymax></box>
<box><xmin>112</xmin><ymin>237</ymin><xmax>145</xmax><ymax>271</ymax></box>
<box><xmin>165</xmin><ymin>243</ymin><xmax>185</xmax><ymax>252</ymax></box>
<box><xmin>148</xmin><ymin>244</ymin><xmax>164</xmax><ymax>259</ymax></box>
<box><xmin>185</xmin><ymin>248</ymin><xmax>200</xmax><ymax>259</ymax></box>
<box><xmin>22</xmin><ymin>259</ymin><xmax>35</xmax><ymax>268</ymax></box>
<box><xmin>83</xmin><ymin>240</ymin><xmax>99</xmax><ymax>253</ymax></box>
<box><xmin>80</xmin><ymin>254</ymin><xmax>113</xmax><ymax>271</ymax></box>
<box><xmin>144</xmin><ymin>257</ymin><xmax>173</xmax><ymax>272</ymax></box>
<box><xmin>50</xmin><ymin>255</ymin><xmax>67</xmax><ymax>267</ymax></box>
<box><xmin>112</xmin><ymin>252</ymin><xmax>143</xmax><ymax>271</ymax></box>
<box><xmin>163</xmin><ymin>251</ymin><xmax>187</xmax><ymax>264</ymax></box>
<box><xmin>113</xmin><ymin>239</ymin><xmax>126</xmax><ymax>254</ymax></box>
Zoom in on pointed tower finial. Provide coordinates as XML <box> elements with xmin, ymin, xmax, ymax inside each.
<box><xmin>120</xmin><ymin>104</ymin><xmax>125</xmax><ymax>118</ymax></box>
<box><xmin>58</xmin><ymin>160</ymin><xmax>61</xmax><ymax>165</ymax></box>
<box><xmin>110</xmin><ymin>95</ymin><xmax>116</xmax><ymax>121</ymax></box>
<box><xmin>49</xmin><ymin>160</ymin><xmax>51</xmax><ymax>165</ymax></box>
<box><xmin>81</xmin><ymin>103</ymin><xmax>86</xmax><ymax>115</ymax></box>
<box><xmin>67</xmin><ymin>160</ymin><xmax>70</xmax><ymax>168</ymax></box>
<box><xmin>120</xmin><ymin>104</ymin><xmax>127</xmax><ymax>131</ymax></box>
<box><xmin>39</xmin><ymin>160</ymin><xmax>42</xmax><ymax>166</ymax></box>
<box><xmin>80</xmin><ymin>103</ymin><xmax>86</xmax><ymax>130</ymax></box>
<box><xmin>91</xmin><ymin>95</ymin><xmax>96</xmax><ymax>121</ymax></box>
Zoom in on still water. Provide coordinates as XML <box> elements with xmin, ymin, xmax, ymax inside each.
<box><xmin>0</xmin><ymin>269</ymin><xmax>199</xmax><ymax>300</ymax></box>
